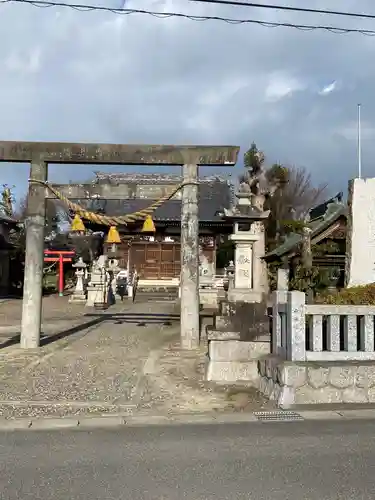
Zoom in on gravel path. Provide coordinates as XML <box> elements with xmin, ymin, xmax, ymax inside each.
<box><xmin>0</xmin><ymin>295</ymin><xmax>87</xmax><ymax>328</ymax></box>
<box><xmin>0</xmin><ymin>297</ymin><xmax>274</xmax><ymax>419</ymax></box>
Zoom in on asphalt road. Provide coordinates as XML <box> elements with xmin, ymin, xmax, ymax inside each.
<box><xmin>1</xmin><ymin>420</ymin><xmax>375</xmax><ymax>499</ymax></box>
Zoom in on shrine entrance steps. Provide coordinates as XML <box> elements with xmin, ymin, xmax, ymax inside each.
<box><xmin>134</xmin><ymin>286</ymin><xmax>179</xmax><ymax>303</ymax></box>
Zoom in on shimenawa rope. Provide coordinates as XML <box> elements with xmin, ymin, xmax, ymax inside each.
<box><xmin>28</xmin><ymin>179</ymin><xmax>198</xmax><ymax>226</ymax></box>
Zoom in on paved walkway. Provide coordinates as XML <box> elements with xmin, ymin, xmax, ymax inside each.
<box><xmin>0</xmin><ymin>297</ymin><xmax>273</xmax><ymax>419</ymax></box>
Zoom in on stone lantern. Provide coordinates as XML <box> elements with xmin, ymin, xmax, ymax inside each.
<box><xmin>69</xmin><ymin>257</ymin><xmax>87</xmax><ymax>303</ymax></box>
<box><xmin>222</xmin><ymin>188</ymin><xmax>269</xmax><ymax>303</ymax></box>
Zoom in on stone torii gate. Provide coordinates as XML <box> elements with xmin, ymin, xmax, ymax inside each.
<box><xmin>0</xmin><ymin>141</ymin><xmax>239</xmax><ymax>350</ymax></box>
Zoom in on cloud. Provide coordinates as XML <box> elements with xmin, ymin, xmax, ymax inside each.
<box><xmin>0</xmin><ymin>0</ymin><xmax>375</xmax><ymax>201</ymax></box>
<box><xmin>265</xmin><ymin>73</ymin><xmax>306</xmax><ymax>102</ymax></box>
<box><xmin>5</xmin><ymin>46</ymin><xmax>42</xmax><ymax>75</ymax></box>
<box><xmin>319</xmin><ymin>80</ymin><xmax>338</xmax><ymax>96</ymax></box>
<box><xmin>335</xmin><ymin>121</ymin><xmax>375</xmax><ymax>141</ymax></box>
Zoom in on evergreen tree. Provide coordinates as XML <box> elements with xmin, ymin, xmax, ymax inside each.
<box><xmin>240</xmin><ymin>142</ymin><xmax>326</xmax><ymax>249</ymax></box>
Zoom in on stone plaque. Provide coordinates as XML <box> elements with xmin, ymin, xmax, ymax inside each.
<box><xmin>235</xmin><ymin>244</ymin><xmax>252</xmax><ymax>288</ymax></box>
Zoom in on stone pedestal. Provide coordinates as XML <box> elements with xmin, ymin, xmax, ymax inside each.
<box><xmin>86</xmin><ymin>285</ymin><xmax>104</xmax><ymax>307</ymax></box>
<box><xmin>199</xmin><ymin>288</ymin><xmax>219</xmax><ymax>308</ymax></box>
<box><xmin>85</xmin><ymin>264</ymin><xmax>110</xmax><ymax>307</ymax></box>
<box><xmin>227</xmin><ymin>288</ymin><xmax>263</xmax><ymax>303</ymax></box>
<box><xmin>206</xmin><ymin>335</ymin><xmax>270</xmax><ymax>385</ymax></box>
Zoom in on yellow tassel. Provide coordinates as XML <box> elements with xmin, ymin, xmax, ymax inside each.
<box><xmin>70</xmin><ymin>214</ymin><xmax>85</xmax><ymax>232</ymax></box>
<box><xmin>106</xmin><ymin>226</ymin><xmax>121</xmax><ymax>244</ymax></box>
<box><xmin>141</xmin><ymin>215</ymin><xmax>156</xmax><ymax>233</ymax></box>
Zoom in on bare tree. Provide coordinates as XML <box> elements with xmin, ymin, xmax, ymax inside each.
<box><xmin>271</xmin><ymin>165</ymin><xmax>327</xmax><ymax>219</ymax></box>
<box><xmin>267</xmin><ymin>165</ymin><xmax>327</xmax><ymax>248</ymax></box>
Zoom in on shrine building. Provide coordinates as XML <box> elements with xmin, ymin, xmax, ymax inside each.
<box><xmin>50</xmin><ymin>173</ymin><xmax>234</xmax><ymax>287</ymax></box>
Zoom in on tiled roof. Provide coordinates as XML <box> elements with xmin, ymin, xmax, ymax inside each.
<box><xmin>308</xmin><ymin>192</ymin><xmax>344</xmax><ymax>220</ymax></box>
<box><xmin>265</xmin><ymin>203</ymin><xmax>347</xmax><ymax>259</ymax></box>
<box><xmin>71</xmin><ymin>179</ymin><xmax>231</xmax><ymax>222</ymax></box>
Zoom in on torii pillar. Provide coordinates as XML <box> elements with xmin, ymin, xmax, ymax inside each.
<box><xmin>0</xmin><ymin>141</ymin><xmax>239</xmax><ymax>349</ymax></box>
<box><xmin>180</xmin><ymin>163</ymin><xmax>199</xmax><ymax>349</ymax></box>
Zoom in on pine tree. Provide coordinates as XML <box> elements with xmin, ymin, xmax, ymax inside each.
<box><xmin>0</xmin><ymin>184</ymin><xmax>15</xmax><ymax>218</ymax></box>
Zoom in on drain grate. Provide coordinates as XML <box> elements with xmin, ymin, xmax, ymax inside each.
<box><xmin>253</xmin><ymin>411</ymin><xmax>304</xmax><ymax>422</ymax></box>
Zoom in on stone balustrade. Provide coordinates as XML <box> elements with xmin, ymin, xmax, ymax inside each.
<box><xmin>259</xmin><ymin>290</ymin><xmax>375</xmax><ymax>407</ymax></box>
<box><xmin>272</xmin><ymin>290</ymin><xmax>375</xmax><ymax>362</ymax></box>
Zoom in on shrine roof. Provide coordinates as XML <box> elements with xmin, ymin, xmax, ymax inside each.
<box><xmin>71</xmin><ymin>178</ymin><xmax>231</xmax><ymax>222</ymax></box>
<box><xmin>264</xmin><ymin>202</ymin><xmax>347</xmax><ymax>260</ymax></box>
<box><xmin>308</xmin><ymin>192</ymin><xmax>344</xmax><ymax>219</ymax></box>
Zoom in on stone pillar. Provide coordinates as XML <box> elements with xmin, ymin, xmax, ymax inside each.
<box><xmin>286</xmin><ymin>291</ymin><xmax>306</xmax><ymax>361</ymax></box>
<box><xmin>251</xmin><ymin>214</ymin><xmax>268</xmax><ymax>297</ymax></box>
<box><xmin>212</xmin><ymin>237</ymin><xmax>217</xmax><ymax>277</ymax></box>
<box><xmin>251</xmin><ymin>194</ymin><xmax>269</xmax><ymax>295</ymax></box>
<box><xmin>345</xmin><ymin>177</ymin><xmax>375</xmax><ymax>287</ymax></box>
<box><xmin>277</xmin><ymin>267</ymin><xmax>289</xmax><ymax>291</ymax></box>
<box><xmin>21</xmin><ymin>158</ymin><xmax>48</xmax><ymax>349</ymax></box>
<box><xmin>180</xmin><ymin>163</ymin><xmax>199</xmax><ymax>349</ymax></box>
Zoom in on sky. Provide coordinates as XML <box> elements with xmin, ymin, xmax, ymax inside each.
<box><xmin>1</xmin><ymin>0</ymin><xmax>375</xmax><ymax>203</ymax></box>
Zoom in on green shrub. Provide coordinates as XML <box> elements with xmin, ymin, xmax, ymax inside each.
<box><xmin>316</xmin><ymin>283</ymin><xmax>375</xmax><ymax>305</ymax></box>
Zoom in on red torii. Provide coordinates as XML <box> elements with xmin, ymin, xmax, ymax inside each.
<box><xmin>44</xmin><ymin>250</ymin><xmax>75</xmax><ymax>297</ymax></box>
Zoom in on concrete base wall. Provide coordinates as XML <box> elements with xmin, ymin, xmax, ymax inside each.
<box><xmin>258</xmin><ymin>355</ymin><xmax>375</xmax><ymax>408</ymax></box>
<box><xmin>205</xmin><ymin>339</ymin><xmax>270</xmax><ymax>385</ymax></box>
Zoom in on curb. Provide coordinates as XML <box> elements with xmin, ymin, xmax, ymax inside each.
<box><xmin>1</xmin><ymin>408</ymin><xmax>375</xmax><ymax>431</ymax></box>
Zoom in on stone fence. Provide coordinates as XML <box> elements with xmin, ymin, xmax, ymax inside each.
<box><xmin>272</xmin><ymin>290</ymin><xmax>375</xmax><ymax>362</ymax></box>
<box><xmin>257</xmin><ymin>290</ymin><xmax>375</xmax><ymax>407</ymax></box>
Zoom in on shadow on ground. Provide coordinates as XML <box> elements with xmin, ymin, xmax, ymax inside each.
<box><xmin>0</xmin><ymin>312</ymin><xmax>180</xmax><ymax>350</ymax></box>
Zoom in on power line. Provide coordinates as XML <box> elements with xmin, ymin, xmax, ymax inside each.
<box><xmin>1</xmin><ymin>0</ymin><xmax>375</xmax><ymax>36</ymax></box>
<box><xmin>187</xmin><ymin>0</ymin><xmax>375</xmax><ymax>21</ymax></box>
